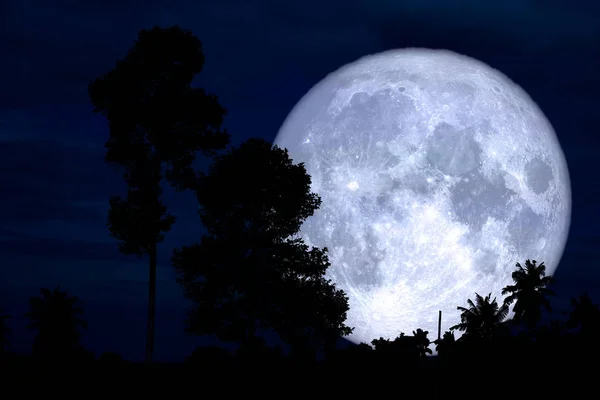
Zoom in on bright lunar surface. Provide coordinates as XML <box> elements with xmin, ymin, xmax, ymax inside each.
<box><xmin>274</xmin><ymin>49</ymin><xmax>571</xmax><ymax>346</ymax></box>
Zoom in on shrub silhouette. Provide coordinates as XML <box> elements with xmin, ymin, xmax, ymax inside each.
<box><xmin>25</xmin><ymin>286</ymin><xmax>87</xmax><ymax>362</ymax></box>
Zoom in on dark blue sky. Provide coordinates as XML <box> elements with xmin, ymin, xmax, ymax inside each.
<box><xmin>1</xmin><ymin>0</ymin><xmax>598</xmax><ymax>361</ymax></box>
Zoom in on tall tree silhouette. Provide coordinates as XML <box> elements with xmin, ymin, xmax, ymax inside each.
<box><xmin>89</xmin><ymin>25</ymin><xmax>229</xmax><ymax>362</ymax></box>
<box><xmin>173</xmin><ymin>138</ymin><xmax>352</xmax><ymax>354</ymax></box>
<box><xmin>0</xmin><ymin>309</ymin><xmax>10</xmax><ymax>355</ymax></box>
<box><xmin>450</xmin><ymin>292</ymin><xmax>509</xmax><ymax>341</ymax></box>
<box><xmin>502</xmin><ymin>259</ymin><xmax>555</xmax><ymax>330</ymax></box>
<box><xmin>25</xmin><ymin>286</ymin><xmax>87</xmax><ymax>360</ymax></box>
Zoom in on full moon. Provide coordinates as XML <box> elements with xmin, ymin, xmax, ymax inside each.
<box><xmin>274</xmin><ymin>49</ymin><xmax>571</xmax><ymax>346</ymax></box>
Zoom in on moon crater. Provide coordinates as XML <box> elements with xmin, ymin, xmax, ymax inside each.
<box><xmin>274</xmin><ymin>49</ymin><xmax>571</xmax><ymax>346</ymax></box>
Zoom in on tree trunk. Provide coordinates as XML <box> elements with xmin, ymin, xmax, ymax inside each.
<box><xmin>146</xmin><ymin>243</ymin><xmax>157</xmax><ymax>363</ymax></box>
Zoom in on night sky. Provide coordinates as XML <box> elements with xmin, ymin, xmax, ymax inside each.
<box><xmin>1</xmin><ymin>1</ymin><xmax>598</xmax><ymax>362</ymax></box>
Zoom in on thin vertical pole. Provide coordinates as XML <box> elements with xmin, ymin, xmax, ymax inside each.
<box><xmin>438</xmin><ymin>310</ymin><xmax>442</xmax><ymax>341</ymax></box>
<box><xmin>434</xmin><ymin>310</ymin><xmax>442</xmax><ymax>400</ymax></box>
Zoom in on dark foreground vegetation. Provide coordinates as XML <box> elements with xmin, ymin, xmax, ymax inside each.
<box><xmin>0</xmin><ymin>287</ymin><xmax>598</xmax><ymax>397</ymax></box>
<box><xmin>1</xmin><ymin>25</ymin><xmax>593</xmax><ymax>396</ymax></box>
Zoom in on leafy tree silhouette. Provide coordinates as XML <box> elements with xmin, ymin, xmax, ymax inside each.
<box><xmin>450</xmin><ymin>292</ymin><xmax>509</xmax><ymax>342</ymax></box>
<box><xmin>434</xmin><ymin>330</ymin><xmax>457</xmax><ymax>360</ymax></box>
<box><xmin>502</xmin><ymin>259</ymin><xmax>555</xmax><ymax>330</ymax></box>
<box><xmin>173</xmin><ymin>138</ymin><xmax>352</xmax><ymax>357</ymax></box>
<box><xmin>327</xmin><ymin>341</ymin><xmax>373</xmax><ymax>371</ymax></box>
<box><xmin>412</xmin><ymin>328</ymin><xmax>432</xmax><ymax>360</ymax></box>
<box><xmin>25</xmin><ymin>286</ymin><xmax>87</xmax><ymax>361</ymax></box>
<box><xmin>0</xmin><ymin>308</ymin><xmax>10</xmax><ymax>356</ymax></box>
<box><xmin>534</xmin><ymin>318</ymin><xmax>565</xmax><ymax>362</ymax></box>
<box><xmin>566</xmin><ymin>292</ymin><xmax>600</xmax><ymax>337</ymax></box>
<box><xmin>89</xmin><ymin>25</ymin><xmax>229</xmax><ymax>362</ymax></box>
<box><xmin>546</xmin><ymin>318</ymin><xmax>565</xmax><ymax>337</ymax></box>
<box><xmin>371</xmin><ymin>333</ymin><xmax>421</xmax><ymax>366</ymax></box>
<box><xmin>372</xmin><ymin>334</ymin><xmax>411</xmax><ymax>353</ymax></box>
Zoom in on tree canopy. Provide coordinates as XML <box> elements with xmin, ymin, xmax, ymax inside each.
<box><xmin>450</xmin><ymin>292</ymin><xmax>509</xmax><ymax>341</ymax></box>
<box><xmin>88</xmin><ymin>25</ymin><xmax>229</xmax><ymax>362</ymax></box>
<box><xmin>173</xmin><ymin>138</ymin><xmax>352</xmax><ymax>353</ymax></box>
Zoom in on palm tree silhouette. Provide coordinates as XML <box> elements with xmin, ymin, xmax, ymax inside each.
<box><xmin>26</xmin><ymin>286</ymin><xmax>87</xmax><ymax>359</ymax></box>
<box><xmin>450</xmin><ymin>292</ymin><xmax>509</xmax><ymax>341</ymax></box>
<box><xmin>502</xmin><ymin>259</ymin><xmax>555</xmax><ymax>330</ymax></box>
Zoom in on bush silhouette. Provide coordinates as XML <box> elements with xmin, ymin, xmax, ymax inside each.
<box><xmin>25</xmin><ymin>286</ymin><xmax>87</xmax><ymax>362</ymax></box>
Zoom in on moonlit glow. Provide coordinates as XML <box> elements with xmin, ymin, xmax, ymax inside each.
<box><xmin>274</xmin><ymin>49</ymin><xmax>571</xmax><ymax>346</ymax></box>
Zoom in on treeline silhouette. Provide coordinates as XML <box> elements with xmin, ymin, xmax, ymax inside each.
<box><xmin>1</xmin><ymin>268</ymin><xmax>598</xmax><ymax>392</ymax></box>
<box><xmin>1</xmin><ymin>25</ymin><xmax>592</xmax><ymax>394</ymax></box>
